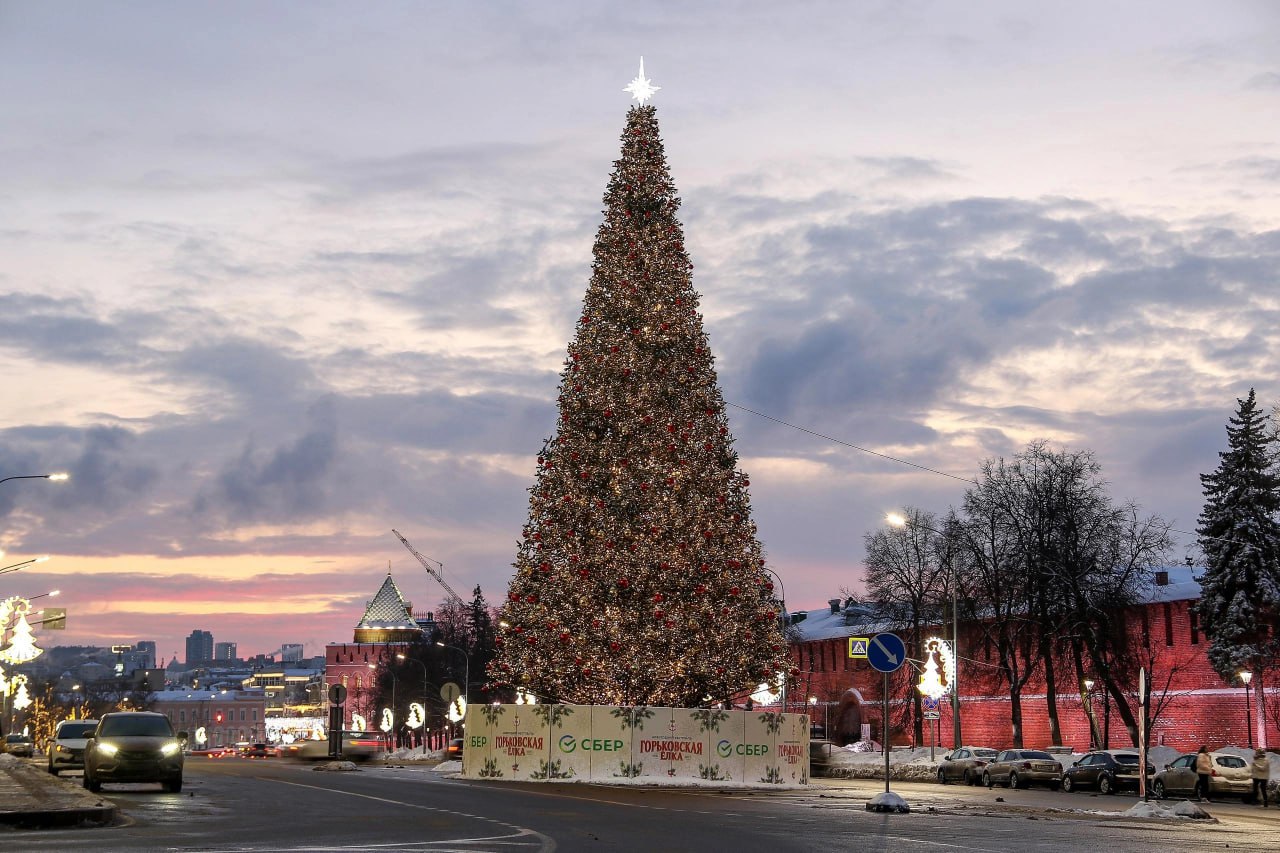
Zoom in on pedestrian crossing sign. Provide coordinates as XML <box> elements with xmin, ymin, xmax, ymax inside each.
<box><xmin>848</xmin><ymin>637</ymin><xmax>869</xmax><ymax>659</ymax></box>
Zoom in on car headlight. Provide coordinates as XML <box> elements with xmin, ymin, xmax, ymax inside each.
<box><xmin>96</xmin><ymin>742</ymin><xmax>119</xmax><ymax>756</ymax></box>
<box><xmin>161</xmin><ymin>742</ymin><xmax>181</xmax><ymax>757</ymax></box>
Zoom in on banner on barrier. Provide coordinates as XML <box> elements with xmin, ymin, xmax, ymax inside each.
<box><xmin>460</xmin><ymin>705</ymin><xmax>809</xmax><ymax>786</ymax></box>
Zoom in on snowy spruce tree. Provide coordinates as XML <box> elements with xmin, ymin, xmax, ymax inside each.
<box><xmin>493</xmin><ymin>81</ymin><xmax>789</xmax><ymax>708</ymax></box>
<box><xmin>1195</xmin><ymin>388</ymin><xmax>1280</xmax><ymax>683</ymax></box>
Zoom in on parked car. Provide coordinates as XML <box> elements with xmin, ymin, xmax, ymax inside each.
<box><xmin>983</xmin><ymin>749</ymin><xmax>1063</xmax><ymax>790</ymax></box>
<box><xmin>283</xmin><ymin>731</ymin><xmax>382</xmax><ymax>762</ymax></box>
<box><xmin>1152</xmin><ymin>751</ymin><xmax>1253</xmax><ymax>801</ymax></box>
<box><xmin>2</xmin><ymin>733</ymin><xmax>35</xmax><ymax>758</ymax></box>
<box><xmin>446</xmin><ymin>738</ymin><xmax>465</xmax><ymax>760</ymax></box>
<box><xmin>47</xmin><ymin>719</ymin><xmax>99</xmax><ymax>774</ymax></box>
<box><xmin>1061</xmin><ymin>750</ymin><xmax>1154</xmax><ymax>794</ymax></box>
<box><xmin>83</xmin><ymin>711</ymin><xmax>185</xmax><ymax>793</ymax></box>
<box><xmin>937</xmin><ymin>746</ymin><xmax>999</xmax><ymax>785</ymax></box>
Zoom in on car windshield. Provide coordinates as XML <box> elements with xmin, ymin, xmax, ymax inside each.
<box><xmin>98</xmin><ymin>715</ymin><xmax>174</xmax><ymax>737</ymax></box>
<box><xmin>58</xmin><ymin>723</ymin><xmax>98</xmax><ymax>739</ymax></box>
<box><xmin>6</xmin><ymin>734</ymin><xmax>32</xmax><ymax>743</ymax></box>
<box><xmin>1021</xmin><ymin>751</ymin><xmax>1052</xmax><ymax>760</ymax></box>
<box><xmin>1114</xmin><ymin>754</ymin><xmax>1141</xmax><ymax>764</ymax></box>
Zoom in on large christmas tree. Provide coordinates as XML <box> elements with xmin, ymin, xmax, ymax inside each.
<box><xmin>493</xmin><ymin>70</ymin><xmax>789</xmax><ymax>707</ymax></box>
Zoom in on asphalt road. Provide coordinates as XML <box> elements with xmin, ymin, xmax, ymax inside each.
<box><xmin>7</xmin><ymin>757</ymin><xmax>1280</xmax><ymax>852</ymax></box>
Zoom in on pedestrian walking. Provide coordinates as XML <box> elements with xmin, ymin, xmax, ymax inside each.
<box><xmin>1251</xmin><ymin>749</ymin><xmax>1271</xmax><ymax>807</ymax></box>
<box><xmin>1195</xmin><ymin>745</ymin><xmax>1214</xmax><ymax>802</ymax></box>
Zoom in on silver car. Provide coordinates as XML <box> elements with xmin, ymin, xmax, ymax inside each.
<box><xmin>937</xmin><ymin>746</ymin><xmax>999</xmax><ymax>785</ymax></box>
<box><xmin>48</xmin><ymin>719</ymin><xmax>99</xmax><ymax>775</ymax></box>
<box><xmin>983</xmin><ymin>749</ymin><xmax>1063</xmax><ymax>790</ymax></box>
<box><xmin>1152</xmin><ymin>751</ymin><xmax>1253</xmax><ymax>801</ymax></box>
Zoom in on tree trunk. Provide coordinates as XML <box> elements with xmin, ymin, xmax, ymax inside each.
<box><xmin>1009</xmin><ymin>687</ymin><xmax>1024</xmax><ymax>747</ymax></box>
<box><xmin>1041</xmin><ymin>633</ymin><xmax>1062</xmax><ymax>746</ymax></box>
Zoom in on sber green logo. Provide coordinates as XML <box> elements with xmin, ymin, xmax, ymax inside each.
<box><xmin>716</xmin><ymin>740</ymin><xmax>732</xmax><ymax>758</ymax></box>
<box><xmin>559</xmin><ymin>734</ymin><xmax>577</xmax><ymax>753</ymax></box>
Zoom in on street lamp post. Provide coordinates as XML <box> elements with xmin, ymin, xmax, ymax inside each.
<box><xmin>0</xmin><ymin>556</ymin><xmax>50</xmax><ymax>577</ymax></box>
<box><xmin>1240</xmin><ymin>670</ymin><xmax>1254</xmax><ymax>749</ymax></box>
<box><xmin>1083</xmin><ymin>679</ymin><xmax>1096</xmax><ymax>749</ymax></box>
<box><xmin>435</xmin><ymin>641</ymin><xmax>469</xmax><ymax>711</ymax></box>
<box><xmin>369</xmin><ymin>663</ymin><xmax>397</xmax><ymax>749</ymax></box>
<box><xmin>0</xmin><ymin>473</ymin><xmax>69</xmax><ymax>487</ymax></box>
<box><xmin>886</xmin><ymin>512</ymin><xmax>962</xmax><ymax>748</ymax></box>
<box><xmin>397</xmin><ymin>653</ymin><xmax>431</xmax><ymax>755</ymax></box>
<box><xmin>764</xmin><ymin>567</ymin><xmax>788</xmax><ymax>715</ymax></box>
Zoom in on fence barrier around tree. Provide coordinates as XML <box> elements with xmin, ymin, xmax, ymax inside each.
<box><xmin>461</xmin><ymin>704</ymin><xmax>809</xmax><ymax>785</ymax></box>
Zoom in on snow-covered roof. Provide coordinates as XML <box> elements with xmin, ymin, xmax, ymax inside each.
<box><xmin>790</xmin><ymin>567</ymin><xmax>1203</xmax><ymax>643</ymax></box>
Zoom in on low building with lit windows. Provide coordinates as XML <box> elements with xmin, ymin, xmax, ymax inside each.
<box><xmin>150</xmin><ymin>688</ymin><xmax>268</xmax><ymax>746</ymax></box>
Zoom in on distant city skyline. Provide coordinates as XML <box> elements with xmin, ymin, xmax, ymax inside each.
<box><xmin>2</xmin><ymin>3</ymin><xmax>1278</xmax><ymax>659</ymax></box>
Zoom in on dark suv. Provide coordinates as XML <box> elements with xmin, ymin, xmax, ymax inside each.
<box><xmin>83</xmin><ymin>711</ymin><xmax>185</xmax><ymax>793</ymax></box>
<box><xmin>1061</xmin><ymin>750</ymin><xmax>1154</xmax><ymax>794</ymax></box>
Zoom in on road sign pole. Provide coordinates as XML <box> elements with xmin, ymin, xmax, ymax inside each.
<box><xmin>883</xmin><ymin>671</ymin><xmax>890</xmax><ymax>793</ymax></box>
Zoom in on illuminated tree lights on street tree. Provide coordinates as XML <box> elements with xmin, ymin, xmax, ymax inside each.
<box><xmin>494</xmin><ymin>61</ymin><xmax>791</xmax><ymax>707</ymax></box>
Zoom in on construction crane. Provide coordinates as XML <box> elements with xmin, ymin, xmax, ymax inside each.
<box><xmin>392</xmin><ymin>529</ymin><xmax>465</xmax><ymax>607</ymax></box>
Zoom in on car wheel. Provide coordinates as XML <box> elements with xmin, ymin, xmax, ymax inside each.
<box><xmin>83</xmin><ymin>771</ymin><xmax>101</xmax><ymax>793</ymax></box>
<box><xmin>1152</xmin><ymin>780</ymin><xmax>1165</xmax><ymax>800</ymax></box>
<box><xmin>1062</xmin><ymin>775</ymin><xmax>1075</xmax><ymax>793</ymax></box>
<box><xmin>983</xmin><ymin>771</ymin><xmax>993</xmax><ymax>788</ymax></box>
<box><xmin>163</xmin><ymin>777</ymin><xmax>183</xmax><ymax>793</ymax></box>
<box><xmin>1099</xmin><ymin>774</ymin><xmax>1114</xmax><ymax>795</ymax></box>
<box><xmin>937</xmin><ymin>768</ymin><xmax>947</xmax><ymax>785</ymax></box>
<box><xmin>1009</xmin><ymin>772</ymin><xmax>1023</xmax><ymax>790</ymax></box>
<box><xmin>48</xmin><ymin>758</ymin><xmax>58</xmax><ymax>776</ymax></box>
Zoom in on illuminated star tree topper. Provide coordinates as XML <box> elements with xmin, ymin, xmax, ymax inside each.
<box><xmin>624</xmin><ymin>57</ymin><xmax>660</xmax><ymax>104</ymax></box>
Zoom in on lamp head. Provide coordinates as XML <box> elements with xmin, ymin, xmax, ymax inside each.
<box><xmin>886</xmin><ymin>512</ymin><xmax>907</xmax><ymax>528</ymax></box>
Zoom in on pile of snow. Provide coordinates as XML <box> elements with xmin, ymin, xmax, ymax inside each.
<box><xmin>312</xmin><ymin>760</ymin><xmax>361</xmax><ymax>772</ymax></box>
<box><xmin>432</xmin><ymin>759</ymin><xmax>462</xmax><ymax>773</ymax></box>
<box><xmin>0</xmin><ymin>753</ymin><xmax>24</xmax><ymax>767</ymax></box>
<box><xmin>388</xmin><ymin>747</ymin><xmax>443</xmax><ymax>762</ymax></box>
<box><xmin>866</xmin><ymin>791</ymin><xmax>910</xmax><ymax>813</ymax></box>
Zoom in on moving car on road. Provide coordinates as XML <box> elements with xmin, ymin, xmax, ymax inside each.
<box><xmin>1061</xmin><ymin>750</ymin><xmax>1154</xmax><ymax>794</ymax></box>
<box><xmin>1153</xmin><ymin>751</ymin><xmax>1253</xmax><ymax>801</ymax></box>
<box><xmin>982</xmin><ymin>749</ymin><xmax>1062</xmax><ymax>790</ymax></box>
<box><xmin>47</xmin><ymin>719</ymin><xmax>99</xmax><ymax>774</ymax></box>
<box><xmin>937</xmin><ymin>746</ymin><xmax>999</xmax><ymax>785</ymax></box>
<box><xmin>83</xmin><ymin>711</ymin><xmax>185</xmax><ymax>793</ymax></box>
<box><xmin>2</xmin><ymin>733</ymin><xmax>34</xmax><ymax>757</ymax></box>
<box><xmin>281</xmin><ymin>731</ymin><xmax>382</xmax><ymax>762</ymax></box>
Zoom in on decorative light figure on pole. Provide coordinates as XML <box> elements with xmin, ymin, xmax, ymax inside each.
<box><xmin>1240</xmin><ymin>670</ymin><xmax>1254</xmax><ymax>749</ymax></box>
<box><xmin>886</xmin><ymin>512</ymin><xmax>962</xmax><ymax>748</ymax></box>
<box><xmin>397</xmin><ymin>653</ymin><xmax>431</xmax><ymax>754</ymax></box>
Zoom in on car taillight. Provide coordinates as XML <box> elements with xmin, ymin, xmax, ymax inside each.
<box><xmin>1021</xmin><ymin>761</ymin><xmax>1033</xmax><ymax>769</ymax></box>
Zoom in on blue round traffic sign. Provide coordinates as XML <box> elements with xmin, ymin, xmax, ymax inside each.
<box><xmin>867</xmin><ymin>633</ymin><xmax>906</xmax><ymax>673</ymax></box>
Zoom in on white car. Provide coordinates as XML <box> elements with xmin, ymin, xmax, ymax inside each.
<box><xmin>48</xmin><ymin>719</ymin><xmax>99</xmax><ymax>775</ymax></box>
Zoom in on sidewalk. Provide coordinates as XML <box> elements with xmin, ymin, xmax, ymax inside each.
<box><xmin>0</xmin><ymin>755</ymin><xmax>116</xmax><ymax>829</ymax></box>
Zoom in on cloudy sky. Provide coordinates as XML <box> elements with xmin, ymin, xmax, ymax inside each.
<box><xmin>2</xmin><ymin>1</ymin><xmax>1278</xmax><ymax>663</ymax></box>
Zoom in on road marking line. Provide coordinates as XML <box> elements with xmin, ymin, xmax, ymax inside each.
<box><xmin>259</xmin><ymin>777</ymin><xmax>555</xmax><ymax>850</ymax></box>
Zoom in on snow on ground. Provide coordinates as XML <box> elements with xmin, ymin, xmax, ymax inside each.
<box><xmin>432</xmin><ymin>759</ymin><xmax>462</xmax><ymax>773</ymax></box>
<box><xmin>388</xmin><ymin>747</ymin><xmax>445</xmax><ymax>762</ymax></box>
<box><xmin>312</xmin><ymin>760</ymin><xmax>361</xmax><ymax>772</ymax></box>
<box><xmin>0</xmin><ymin>754</ymin><xmax>24</xmax><ymax>768</ymax></box>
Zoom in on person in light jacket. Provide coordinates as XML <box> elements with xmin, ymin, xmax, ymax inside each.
<box><xmin>1195</xmin><ymin>745</ymin><xmax>1214</xmax><ymax>802</ymax></box>
<box><xmin>1251</xmin><ymin>750</ymin><xmax>1271</xmax><ymax>807</ymax></box>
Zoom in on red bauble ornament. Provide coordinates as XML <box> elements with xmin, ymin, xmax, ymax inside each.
<box><xmin>653</xmin><ymin>593</ymin><xmax>665</xmax><ymax>602</ymax></box>
<box><xmin>618</xmin><ymin>578</ymin><xmax>630</xmax><ymax>589</ymax></box>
